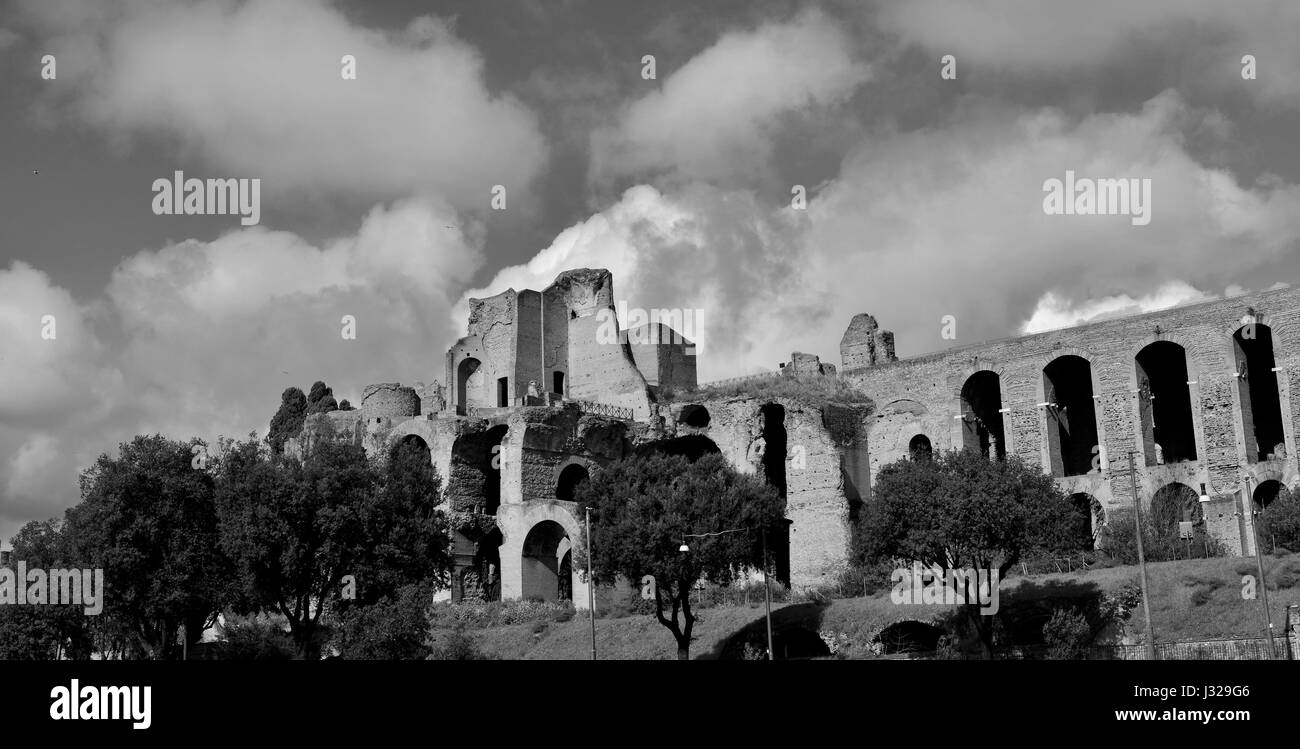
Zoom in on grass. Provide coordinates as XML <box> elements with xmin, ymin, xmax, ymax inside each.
<box><xmin>431</xmin><ymin>554</ymin><xmax>1300</xmax><ymax>659</ymax></box>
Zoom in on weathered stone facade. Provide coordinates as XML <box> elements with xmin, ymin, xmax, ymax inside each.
<box><xmin>289</xmin><ymin>269</ymin><xmax>1298</xmax><ymax>606</ymax></box>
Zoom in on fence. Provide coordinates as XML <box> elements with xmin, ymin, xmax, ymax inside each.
<box><xmin>571</xmin><ymin>400</ymin><xmax>634</xmax><ymax>420</ymax></box>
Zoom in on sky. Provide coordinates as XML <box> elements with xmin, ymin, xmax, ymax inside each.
<box><xmin>3</xmin><ymin>0</ymin><xmax>1300</xmax><ymax>544</ymax></box>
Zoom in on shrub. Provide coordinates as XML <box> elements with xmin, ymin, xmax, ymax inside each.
<box><xmin>428</xmin><ymin>626</ymin><xmax>491</xmax><ymax>660</ymax></box>
<box><xmin>427</xmin><ymin>599</ymin><xmax>575</xmax><ymax>629</ymax></box>
<box><xmin>333</xmin><ymin>584</ymin><xmax>434</xmax><ymax>660</ymax></box>
<box><xmin>216</xmin><ymin>613</ymin><xmax>296</xmax><ymax>660</ymax></box>
<box><xmin>1261</xmin><ymin>497</ymin><xmax>1300</xmax><ymax>552</ymax></box>
<box><xmin>1042</xmin><ymin>608</ymin><xmax>1092</xmax><ymax>660</ymax></box>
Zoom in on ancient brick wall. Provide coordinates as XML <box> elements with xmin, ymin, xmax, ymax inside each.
<box><xmin>843</xmin><ymin>284</ymin><xmax>1300</xmax><ymax>555</ymax></box>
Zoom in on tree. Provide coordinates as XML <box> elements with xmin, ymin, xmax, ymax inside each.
<box><xmin>0</xmin><ymin>519</ymin><xmax>93</xmax><ymax>660</ymax></box>
<box><xmin>213</xmin><ymin>435</ymin><xmax>448</xmax><ymax>658</ymax></box>
<box><xmin>1261</xmin><ymin>493</ymin><xmax>1300</xmax><ymax>552</ymax></box>
<box><xmin>268</xmin><ymin>387</ymin><xmax>308</xmax><ymax>454</ymax></box>
<box><xmin>576</xmin><ymin>452</ymin><xmax>784</xmax><ymax>660</ymax></box>
<box><xmin>856</xmin><ymin>449</ymin><xmax>1078</xmax><ymax>658</ymax></box>
<box><xmin>306</xmin><ymin>380</ymin><xmax>338</xmax><ymax>414</ymax></box>
<box><xmin>66</xmin><ymin>435</ymin><xmax>231</xmax><ymax>659</ymax></box>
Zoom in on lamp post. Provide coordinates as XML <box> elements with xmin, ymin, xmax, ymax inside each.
<box><xmin>586</xmin><ymin>506</ymin><xmax>596</xmax><ymax>661</ymax></box>
<box><xmin>680</xmin><ymin>525</ymin><xmax>773</xmax><ymax>659</ymax></box>
<box><xmin>1239</xmin><ymin>473</ymin><xmax>1278</xmax><ymax>659</ymax></box>
<box><xmin>1128</xmin><ymin>451</ymin><xmax>1158</xmax><ymax>660</ymax></box>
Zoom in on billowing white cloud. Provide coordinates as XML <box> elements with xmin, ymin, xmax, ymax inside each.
<box><xmin>1020</xmin><ymin>281</ymin><xmax>1215</xmax><ymax>334</ymax></box>
<box><xmin>877</xmin><ymin>0</ymin><xmax>1300</xmax><ymax>106</ymax></box>
<box><xmin>472</xmin><ymin>90</ymin><xmax>1300</xmax><ymax>387</ymax></box>
<box><xmin>17</xmin><ymin>0</ymin><xmax>547</xmax><ymax>208</ymax></box>
<box><xmin>590</xmin><ymin>9</ymin><xmax>870</xmax><ymax>184</ymax></box>
<box><xmin>0</xmin><ymin>198</ymin><xmax>481</xmax><ymax>543</ymax></box>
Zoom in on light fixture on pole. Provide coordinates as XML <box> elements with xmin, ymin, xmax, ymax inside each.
<box><xmin>1240</xmin><ymin>472</ymin><xmax>1278</xmax><ymax>659</ymax></box>
<box><xmin>680</xmin><ymin>525</ymin><xmax>771</xmax><ymax>658</ymax></box>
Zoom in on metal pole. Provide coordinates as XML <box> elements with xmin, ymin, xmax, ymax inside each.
<box><xmin>762</xmin><ymin>522</ymin><xmax>773</xmax><ymax>661</ymax></box>
<box><xmin>1244</xmin><ymin>477</ymin><xmax>1278</xmax><ymax>658</ymax></box>
<box><xmin>586</xmin><ymin>507</ymin><xmax>596</xmax><ymax>661</ymax></box>
<box><xmin>1128</xmin><ymin>451</ymin><xmax>1157</xmax><ymax>660</ymax></box>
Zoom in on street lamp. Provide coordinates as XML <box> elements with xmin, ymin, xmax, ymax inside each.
<box><xmin>680</xmin><ymin>525</ymin><xmax>775</xmax><ymax>660</ymax></box>
<box><xmin>1238</xmin><ymin>473</ymin><xmax>1278</xmax><ymax>659</ymax></box>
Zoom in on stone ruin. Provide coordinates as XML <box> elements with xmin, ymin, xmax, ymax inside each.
<box><xmin>286</xmin><ymin>267</ymin><xmax>1300</xmax><ymax>606</ymax></box>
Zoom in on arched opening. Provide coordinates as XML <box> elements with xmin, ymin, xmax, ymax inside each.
<box><xmin>638</xmin><ymin>435</ymin><xmax>721</xmax><ymax>462</ymax></box>
<box><xmin>497</xmin><ymin>377</ymin><xmax>509</xmax><ymax>407</ymax></box>
<box><xmin>772</xmin><ymin>627</ymin><xmax>832</xmax><ymax>660</ymax></box>
<box><xmin>553</xmin><ymin>371</ymin><xmax>565</xmax><ymax>395</ymax></box>
<box><xmin>448</xmin><ymin>425</ymin><xmax>509</xmax><ymax>515</ymax></box>
<box><xmin>1069</xmin><ymin>493</ymin><xmax>1104</xmax><ymax>550</ymax></box>
<box><xmin>521</xmin><ymin>520</ymin><xmax>571</xmax><ymax>602</ymax></box>
<box><xmin>679</xmin><ymin>404</ymin><xmax>711</xmax><ymax>429</ymax></box>
<box><xmin>908</xmin><ymin>434</ymin><xmax>932</xmax><ymax>461</ymax></box>
<box><xmin>1233</xmin><ymin>323</ymin><xmax>1285</xmax><ymax>462</ymax></box>
<box><xmin>1253</xmin><ymin>479</ymin><xmax>1290</xmax><ymax>510</ymax></box>
<box><xmin>461</xmin><ymin>527</ymin><xmax>503</xmax><ymax>603</ymax></box>
<box><xmin>759</xmin><ymin>403</ymin><xmax>791</xmax><ymax>584</ymax></box>
<box><xmin>873</xmin><ymin>620</ymin><xmax>945</xmax><ymax>655</ymax></box>
<box><xmin>1150</xmin><ymin>482</ymin><xmax>1205</xmax><ymax>558</ymax></box>
<box><xmin>391</xmin><ymin>434</ymin><xmax>432</xmax><ymax>466</ymax></box>
<box><xmin>1043</xmin><ymin>355</ymin><xmax>1100</xmax><ymax>477</ymax></box>
<box><xmin>960</xmin><ymin>371</ymin><xmax>1006</xmax><ymax>459</ymax></box>
<box><xmin>759</xmin><ymin>404</ymin><xmax>787</xmax><ymax>497</ymax></box>
<box><xmin>1135</xmin><ymin>341</ymin><xmax>1197</xmax><ymax>466</ymax></box>
<box><xmin>555</xmin><ymin>463</ymin><xmax>590</xmax><ymax>502</ymax></box>
<box><xmin>456</xmin><ymin>357</ymin><xmax>482</xmax><ymax>416</ymax></box>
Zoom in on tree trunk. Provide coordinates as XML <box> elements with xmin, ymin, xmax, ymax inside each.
<box><xmin>677</xmin><ymin>645</ymin><xmax>690</xmax><ymax>660</ymax></box>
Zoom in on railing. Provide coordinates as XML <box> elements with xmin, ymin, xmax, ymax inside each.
<box><xmin>571</xmin><ymin>400</ymin><xmax>634</xmax><ymax>420</ymax></box>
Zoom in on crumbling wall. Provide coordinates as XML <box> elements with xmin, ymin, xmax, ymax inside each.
<box><xmin>842</xmin><ymin>284</ymin><xmax>1300</xmax><ymax>556</ymax></box>
<box><xmin>551</xmin><ymin>269</ymin><xmax>652</xmax><ymax>419</ymax></box>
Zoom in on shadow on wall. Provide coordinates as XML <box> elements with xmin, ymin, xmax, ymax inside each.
<box><xmin>707</xmin><ymin>602</ymin><xmax>831</xmax><ymax>660</ymax></box>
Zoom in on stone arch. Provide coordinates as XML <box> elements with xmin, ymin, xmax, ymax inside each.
<box><xmin>1253</xmin><ymin>478</ymin><xmax>1291</xmax><ymax>509</ymax></box>
<box><xmin>456</xmin><ymin>356</ymin><xmax>483</xmax><ymax>416</ymax></box>
<box><xmin>679</xmin><ymin>404</ymin><xmax>711</xmax><ymax>429</ymax></box>
<box><xmin>1041</xmin><ymin>352</ymin><xmax>1103</xmax><ymax>478</ymax></box>
<box><xmin>1068</xmin><ymin>492</ymin><xmax>1105</xmax><ymax>549</ymax></box>
<box><xmin>908</xmin><ymin>434</ymin><xmax>932</xmax><ymax>461</ymax></box>
<box><xmin>1150</xmin><ymin>482</ymin><xmax>1204</xmax><ymax>534</ymax></box>
<box><xmin>520</xmin><ymin>519</ymin><xmax>573</xmax><ymax>602</ymax></box>
<box><xmin>555</xmin><ymin>462</ymin><xmax>591</xmax><ymax>503</ymax></box>
<box><xmin>1228</xmin><ymin>320</ymin><xmax>1287</xmax><ymax>463</ymax></box>
<box><xmin>1133</xmin><ymin>340</ymin><xmax>1198</xmax><ymax>466</ymax></box>
<box><xmin>958</xmin><ymin>370</ymin><xmax>1006</xmax><ymax>460</ymax></box>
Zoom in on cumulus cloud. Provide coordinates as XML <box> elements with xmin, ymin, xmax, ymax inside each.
<box><xmin>0</xmin><ymin>28</ymin><xmax>20</xmax><ymax>50</ymax></box>
<box><xmin>877</xmin><ymin>0</ymin><xmax>1300</xmax><ymax>107</ymax></box>
<box><xmin>15</xmin><ymin>0</ymin><xmax>547</xmax><ymax>208</ymax></box>
<box><xmin>1019</xmin><ymin>281</ymin><xmax>1215</xmax><ymax>334</ymax></box>
<box><xmin>472</xmin><ymin>90</ymin><xmax>1300</xmax><ymax>385</ymax></box>
<box><xmin>589</xmin><ymin>9</ymin><xmax>870</xmax><ymax>185</ymax></box>
<box><xmin>0</xmin><ymin>198</ymin><xmax>481</xmax><ymax>543</ymax></box>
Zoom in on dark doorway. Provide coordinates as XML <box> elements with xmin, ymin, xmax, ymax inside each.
<box><xmin>1234</xmin><ymin>323</ymin><xmax>1285</xmax><ymax>462</ymax></box>
<box><xmin>960</xmin><ymin>371</ymin><xmax>1006</xmax><ymax>459</ymax></box>
<box><xmin>1043</xmin><ymin>355</ymin><xmax>1100</xmax><ymax>477</ymax></box>
<box><xmin>1135</xmin><ymin>341</ymin><xmax>1197</xmax><ymax>465</ymax></box>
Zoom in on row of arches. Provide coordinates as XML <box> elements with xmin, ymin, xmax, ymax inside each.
<box><xmin>930</xmin><ymin>323</ymin><xmax>1285</xmax><ymax>475</ymax></box>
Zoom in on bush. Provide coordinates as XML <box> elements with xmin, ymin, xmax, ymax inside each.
<box><xmin>1042</xmin><ymin>608</ymin><xmax>1092</xmax><ymax>660</ymax></box>
<box><xmin>1099</xmin><ymin>509</ymin><xmax>1225</xmax><ymax>564</ymax></box>
<box><xmin>428</xmin><ymin>599</ymin><xmax>575</xmax><ymax>629</ymax></box>
<box><xmin>215</xmin><ymin>613</ymin><xmax>296</xmax><ymax>660</ymax></box>
<box><xmin>1261</xmin><ymin>497</ymin><xmax>1300</xmax><ymax>552</ymax></box>
<box><xmin>428</xmin><ymin>626</ymin><xmax>492</xmax><ymax>660</ymax></box>
<box><xmin>332</xmin><ymin>584</ymin><xmax>434</xmax><ymax>660</ymax></box>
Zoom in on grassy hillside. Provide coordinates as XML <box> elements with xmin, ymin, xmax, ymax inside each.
<box><xmin>439</xmin><ymin>555</ymin><xmax>1300</xmax><ymax>659</ymax></box>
